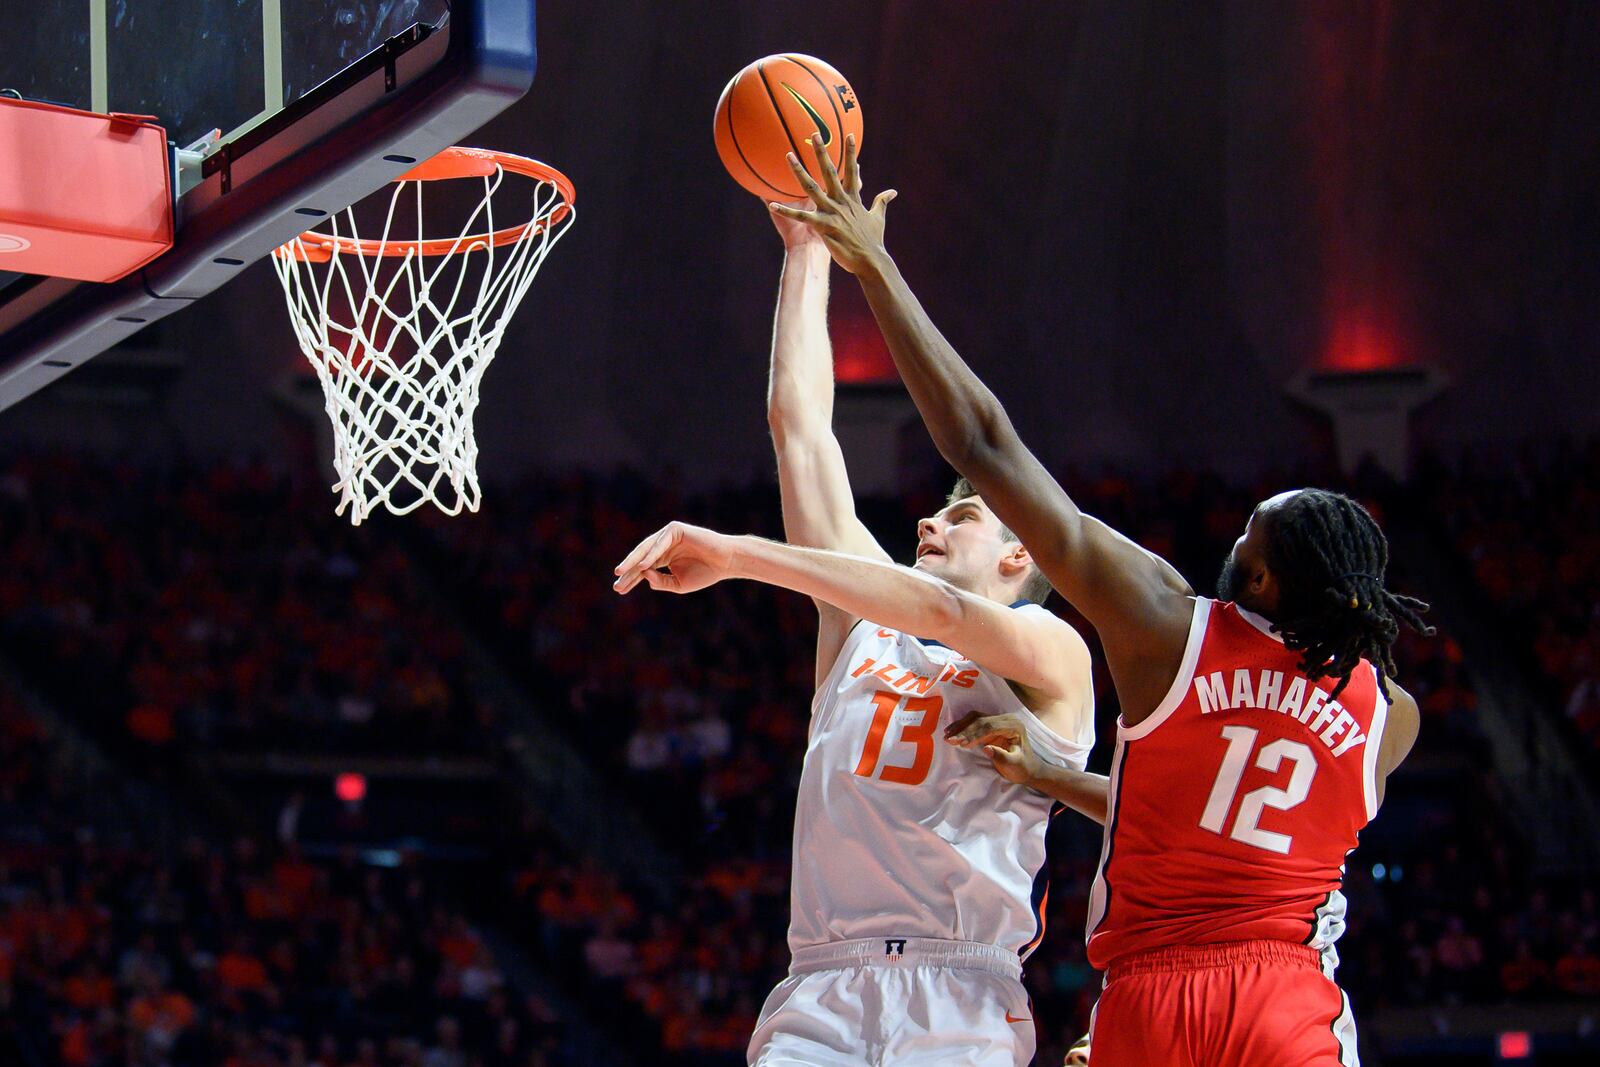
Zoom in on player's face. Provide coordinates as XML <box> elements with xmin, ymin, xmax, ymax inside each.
<box><xmin>913</xmin><ymin>496</ymin><xmax>1009</xmax><ymax>592</ymax></box>
<box><xmin>1218</xmin><ymin>492</ymin><xmax>1296</xmax><ymax>610</ymax></box>
<box><xmin>1217</xmin><ymin>535</ymin><xmax>1252</xmax><ymax>602</ymax></box>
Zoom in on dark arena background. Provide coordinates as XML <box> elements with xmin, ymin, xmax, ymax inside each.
<box><xmin>2</xmin><ymin>3</ymin><xmax>1599</xmax><ymax>1066</ymax></box>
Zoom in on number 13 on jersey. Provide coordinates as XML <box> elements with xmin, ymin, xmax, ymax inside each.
<box><xmin>854</xmin><ymin>691</ymin><xmax>943</xmax><ymax>786</ymax></box>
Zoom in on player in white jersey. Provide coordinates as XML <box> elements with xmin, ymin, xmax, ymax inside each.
<box><xmin>610</xmin><ymin>197</ymin><xmax>1096</xmax><ymax>1066</ymax></box>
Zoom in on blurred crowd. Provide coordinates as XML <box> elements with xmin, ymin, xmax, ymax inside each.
<box><xmin>0</xmin><ymin>689</ymin><xmax>567</xmax><ymax>1067</ymax></box>
<box><xmin>1421</xmin><ymin>439</ymin><xmax>1600</xmax><ymax>753</ymax></box>
<box><xmin>0</xmin><ymin>444</ymin><xmax>1596</xmax><ymax>1064</ymax></box>
<box><xmin>0</xmin><ymin>456</ymin><xmax>485</xmax><ymax>764</ymax></box>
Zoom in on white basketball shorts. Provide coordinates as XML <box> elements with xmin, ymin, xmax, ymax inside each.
<box><xmin>749</xmin><ymin>937</ymin><xmax>1035</xmax><ymax>1067</ymax></box>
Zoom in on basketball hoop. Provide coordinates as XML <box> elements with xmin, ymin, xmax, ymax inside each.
<box><xmin>272</xmin><ymin>147</ymin><xmax>575</xmax><ymax>524</ymax></box>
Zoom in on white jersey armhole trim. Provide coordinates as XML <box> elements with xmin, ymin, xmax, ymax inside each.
<box><xmin>1362</xmin><ymin>662</ymin><xmax>1388</xmax><ymax>821</ymax></box>
<box><xmin>1083</xmin><ymin>734</ymin><xmax>1126</xmax><ymax>939</ymax></box>
<box><xmin>1015</xmin><ymin>703</ymin><xmax>1094</xmax><ymax>770</ymax></box>
<box><xmin>1004</xmin><ymin>604</ymin><xmax>1096</xmax><ymax>764</ymax></box>
<box><xmin>1118</xmin><ymin>597</ymin><xmax>1210</xmax><ymax>741</ymax></box>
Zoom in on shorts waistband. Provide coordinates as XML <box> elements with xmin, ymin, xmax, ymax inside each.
<box><xmin>789</xmin><ymin>937</ymin><xmax>1021</xmax><ymax>978</ymax></box>
<box><xmin>1105</xmin><ymin>940</ymin><xmax>1321</xmax><ymax>982</ymax></box>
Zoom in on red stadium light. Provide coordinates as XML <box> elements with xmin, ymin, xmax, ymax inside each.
<box><xmin>1322</xmin><ymin>312</ymin><xmax>1400</xmax><ymax>371</ymax></box>
<box><xmin>832</xmin><ymin>315</ymin><xmax>896</xmax><ymax>385</ymax></box>
<box><xmin>1497</xmin><ymin>1031</ymin><xmax>1531</xmax><ymax>1059</ymax></box>
<box><xmin>334</xmin><ymin>772</ymin><xmax>367</xmax><ymax>804</ymax></box>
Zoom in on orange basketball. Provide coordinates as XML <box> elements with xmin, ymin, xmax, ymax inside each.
<box><xmin>713</xmin><ymin>54</ymin><xmax>864</xmax><ymax>200</ymax></box>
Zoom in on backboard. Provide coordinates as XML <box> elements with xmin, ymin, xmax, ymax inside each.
<box><xmin>0</xmin><ymin>0</ymin><xmax>538</xmax><ymax>410</ymax></box>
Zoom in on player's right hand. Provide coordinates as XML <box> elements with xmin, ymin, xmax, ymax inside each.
<box><xmin>943</xmin><ymin>711</ymin><xmax>1047</xmax><ymax>787</ymax></box>
<box><xmin>613</xmin><ymin>522</ymin><xmax>737</xmax><ymax>596</ymax></box>
<box><xmin>770</xmin><ymin>197</ymin><xmax>824</xmax><ymax>250</ymax></box>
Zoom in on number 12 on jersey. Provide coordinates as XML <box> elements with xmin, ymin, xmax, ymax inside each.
<box><xmin>854</xmin><ymin>691</ymin><xmax>942</xmax><ymax>786</ymax></box>
<box><xmin>1198</xmin><ymin>725</ymin><xmax>1317</xmax><ymax>854</ymax></box>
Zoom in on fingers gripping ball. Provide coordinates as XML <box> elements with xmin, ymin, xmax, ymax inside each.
<box><xmin>714</xmin><ymin>54</ymin><xmax>863</xmax><ymax>198</ymax></box>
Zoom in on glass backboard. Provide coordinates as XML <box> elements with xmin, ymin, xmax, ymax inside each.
<box><xmin>4</xmin><ymin>0</ymin><xmax>458</xmax><ymax>150</ymax></box>
<box><xmin>0</xmin><ymin>0</ymin><xmax>537</xmax><ymax>409</ymax></box>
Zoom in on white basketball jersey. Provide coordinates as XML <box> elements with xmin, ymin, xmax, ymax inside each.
<box><xmin>787</xmin><ymin>606</ymin><xmax>1094</xmax><ymax>958</ymax></box>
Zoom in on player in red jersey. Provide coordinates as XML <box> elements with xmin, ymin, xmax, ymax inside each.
<box><xmin>773</xmin><ymin>136</ymin><xmax>1434</xmax><ymax>1066</ymax></box>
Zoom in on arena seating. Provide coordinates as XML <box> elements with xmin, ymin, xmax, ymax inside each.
<box><xmin>2</xmin><ymin>449</ymin><xmax>1596</xmax><ymax>1064</ymax></box>
<box><xmin>0</xmin><ymin>689</ymin><xmax>570</xmax><ymax>1067</ymax></box>
<box><xmin>1419</xmin><ymin>440</ymin><xmax>1600</xmax><ymax>753</ymax></box>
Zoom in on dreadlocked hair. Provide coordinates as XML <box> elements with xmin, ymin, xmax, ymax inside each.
<box><xmin>1263</xmin><ymin>489</ymin><xmax>1434</xmax><ymax>703</ymax></box>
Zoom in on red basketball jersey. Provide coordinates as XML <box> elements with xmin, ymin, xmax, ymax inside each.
<box><xmin>1086</xmin><ymin>598</ymin><xmax>1387</xmax><ymax>973</ymax></box>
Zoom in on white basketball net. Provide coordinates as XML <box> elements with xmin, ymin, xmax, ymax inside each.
<box><xmin>272</xmin><ymin>164</ymin><xmax>573</xmax><ymax>525</ymax></box>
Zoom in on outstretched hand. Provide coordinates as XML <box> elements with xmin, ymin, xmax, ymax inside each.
<box><xmin>769</xmin><ymin>196</ymin><xmax>824</xmax><ymax>250</ymax></box>
<box><xmin>767</xmin><ymin>133</ymin><xmax>897</xmax><ymax>275</ymax></box>
<box><xmin>613</xmin><ymin>522</ymin><xmax>739</xmax><ymax>596</ymax></box>
<box><xmin>943</xmin><ymin>711</ymin><xmax>1046</xmax><ymax>787</ymax></box>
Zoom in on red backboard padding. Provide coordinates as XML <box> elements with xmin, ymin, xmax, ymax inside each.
<box><xmin>0</xmin><ymin>98</ymin><xmax>173</xmax><ymax>283</ymax></box>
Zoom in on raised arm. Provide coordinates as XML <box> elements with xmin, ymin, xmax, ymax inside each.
<box><xmin>765</xmin><ymin>205</ymin><xmax>891</xmax><ymax>686</ymax></box>
<box><xmin>771</xmin><ymin>137</ymin><xmax>1194</xmax><ymax>721</ymax></box>
<box><xmin>768</xmin><ymin>207</ymin><xmax>889</xmax><ymax>562</ymax></box>
<box><xmin>613</xmin><ymin>522</ymin><xmax>1086</xmax><ymax>701</ymax></box>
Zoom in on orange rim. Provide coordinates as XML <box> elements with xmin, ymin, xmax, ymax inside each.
<box><xmin>276</xmin><ymin>147</ymin><xmax>575</xmax><ymax>262</ymax></box>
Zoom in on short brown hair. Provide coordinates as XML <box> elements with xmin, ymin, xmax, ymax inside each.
<box><xmin>947</xmin><ymin>478</ymin><xmax>1053</xmax><ymax>604</ymax></box>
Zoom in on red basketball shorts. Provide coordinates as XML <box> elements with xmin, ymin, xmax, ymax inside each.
<box><xmin>1087</xmin><ymin>941</ymin><xmax>1359</xmax><ymax>1067</ymax></box>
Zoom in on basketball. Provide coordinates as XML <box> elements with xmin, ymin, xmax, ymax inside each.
<box><xmin>713</xmin><ymin>53</ymin><xmax>863</xmax><ymax>199</ymax></box>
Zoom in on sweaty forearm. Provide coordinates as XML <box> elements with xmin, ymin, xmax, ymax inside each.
<box><xmin>1029</xmin><ymin>765</ymin><xmax>1110</xmax><ymax>825</ymax></box>
<box><xmin>730</xmin><ymin>536</ymin><xmax>957</xmax><ymax>636</ymax></box>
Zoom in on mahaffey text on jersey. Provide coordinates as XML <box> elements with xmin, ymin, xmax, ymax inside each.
<box><xmin>1193</xmin><ymin>667</ymin><xmax>1368</xmax><ymax>757</ymax></box>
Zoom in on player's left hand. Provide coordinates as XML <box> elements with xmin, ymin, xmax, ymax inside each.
<box><xmin>943</xmin><ymin>711</ymin><xmax>1048</xmax><ymax>787</ymax></box>
<box><xmin>613</xmin><ymin>522</ymin><xmax>739</xmax><ymax>596</ymax></box>
<box><xmin>768</xmin><ymin>133</ymin><xmax>897</xmax><ymax>276</ymax></box>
